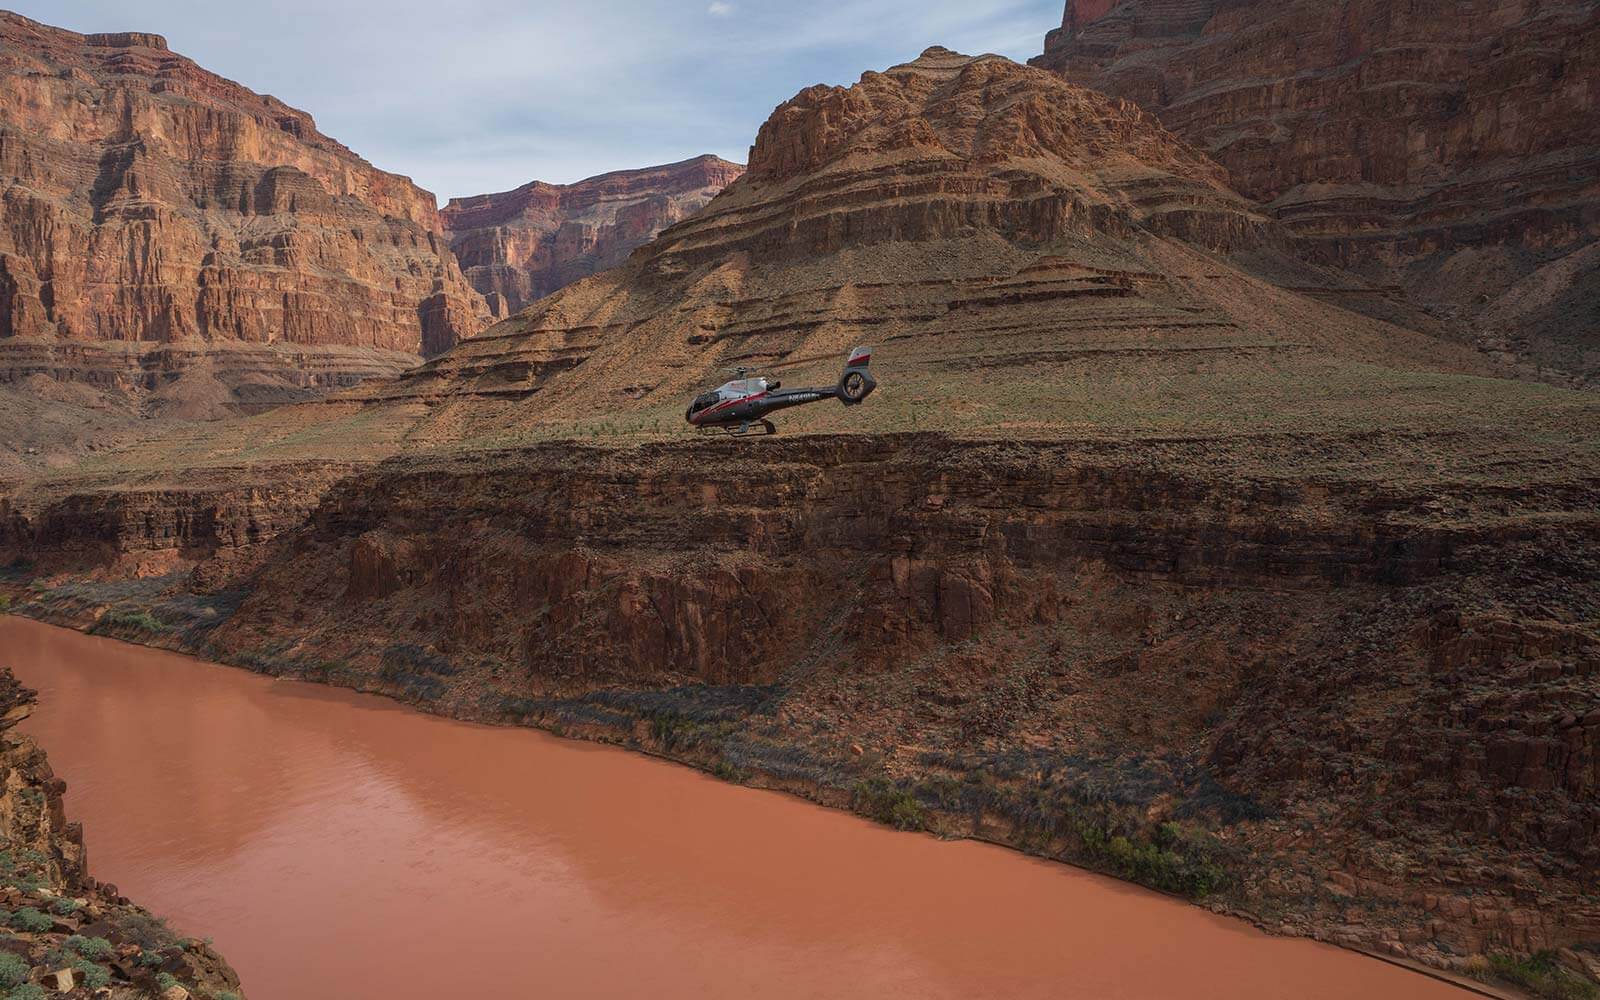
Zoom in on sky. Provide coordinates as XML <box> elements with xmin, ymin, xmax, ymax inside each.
<box><xmin>16</xmin><ymin>1</ymin><xmax>1064</xmax><ymax>202</ymax></box>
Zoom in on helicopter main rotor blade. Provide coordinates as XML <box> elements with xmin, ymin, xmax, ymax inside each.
<box><xmin>723</xmin><ymin>350</ymin><xmax>843</xmax><ymax>374</ymax></box>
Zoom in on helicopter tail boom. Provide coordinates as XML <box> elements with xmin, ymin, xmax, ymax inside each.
<box><xmin>836</xmin><ymin>346</ymin><xmax>877</xmax><ymax>405</ymax></box>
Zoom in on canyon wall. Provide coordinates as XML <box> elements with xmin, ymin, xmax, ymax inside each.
<box><xmin>1032</xmin><ymin>0</ymin><xmax>1600</xmax><ymax>384</ymax></box>
<box><xmin>2</xmin><ymin>41</ymin><xmax>1596</xmax><ymax>991</ymax></box>
<box><xmin>2</xmin><ymin>432</ymin><xmax>1597</xmax><ymax>978</ymax></box>
<box><xmin>442</xmin><ymin>155</ymin><xmax>745</xmax><ymax>318</ymax></box>
<box><xmin>0</xmin><ymin>11</ymin><xmax>489</xmax><ymax>366</ymax></box>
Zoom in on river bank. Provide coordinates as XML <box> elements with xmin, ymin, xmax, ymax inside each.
<box><xmin>2</xmin><ymin>433</ymin><xmax>1596</xmax><ymax>997</ymax></box>
<box><xmin>0</xmin><ymin>658</ymin><xmax>245</xmax><ymax>999</ymax></box>
<box><xmin>2</xmin><ymin>615</ymin><xmax>1502</xmax><ymax>1000</ymax></box>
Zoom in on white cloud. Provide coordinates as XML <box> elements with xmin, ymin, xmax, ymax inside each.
<box><xmin>707</xmin><ymin>1</ymin><xmax>735</xmax><ymax>14</ymax></box>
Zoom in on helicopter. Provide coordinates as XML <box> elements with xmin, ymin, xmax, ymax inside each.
<box><xmin>685</xmin><ymin>346</ymin><xmax>877</xmax><ymax>435</ymax></box>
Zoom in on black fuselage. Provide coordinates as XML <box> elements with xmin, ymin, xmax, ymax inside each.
<box><xmin>686</xmin><ymin>386</ymin><xmax>838</xmax><ymax>427</ymax></box>
<box><xmin>684</xmin><ymin>348</ymin><xmax>876</xmax><ymax>432</ymax></box>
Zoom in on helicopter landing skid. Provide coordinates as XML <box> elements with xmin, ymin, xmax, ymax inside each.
<box><xmin>699</xmin><ymin>419</ymin><xmax>778</xmax><ymax>437</ymax></box>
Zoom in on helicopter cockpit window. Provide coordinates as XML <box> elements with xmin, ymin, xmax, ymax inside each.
<box><xmin>691</xmin><ymin>391</ymin><xmax>720</xmax><ymax>413</ymax></box>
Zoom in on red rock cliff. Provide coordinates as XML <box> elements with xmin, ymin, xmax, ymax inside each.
<box><xmin>1032</xmin><ymin>0</ymin><xmax>1600</xmax><ymax>384</ymax></box>
<box><xmin>391</xmin><ymin>47</ymin><xmax>1393</xmax><ymax>415</ymax></box>
<box><xmin>441</xmin><ymin>155</ymin><xmax>744</xmax><ymax>318</ymax></box>
<box><xmin>0</xmin><ymin>12</ymin><xmax>489</xmax><ymax>358</ymax></box>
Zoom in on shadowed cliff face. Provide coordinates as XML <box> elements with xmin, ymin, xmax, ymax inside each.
<box><xmin>0</xmin><ymin>11</ymin><xmax>489</xmax><ymax>361</ymax></box>
<box><xmin>2</xmin><ymin>432</ymin><xmax>1598</xmax><ymax>979</ymax></box>
<box><xmin>1031</xmin><ymin>0</ymin><xmax>1600</xmax><ymax>386</ymax></box>
<box><xmin>442</xmin><ymin>156</ymin><xmax>746</xmax><ymax>318</ymax></box>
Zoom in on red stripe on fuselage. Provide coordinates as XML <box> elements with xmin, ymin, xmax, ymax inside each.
<box><xmin>692</xmin><ymin>390</ymin><xmax>769</xmax><ymax>424</ymax></box>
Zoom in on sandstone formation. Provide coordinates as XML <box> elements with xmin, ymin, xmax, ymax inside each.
<box><xmin>1031</xmin><ymin>0</ymin><xmax>1600</xmax><ymax>385</ymax></box>
<box><xmin>380</xmin><ymin>46</ymin><xmax>1487</xmax><ymax>430</ymax></box>
<box><xmin>2</xmin><ymin>44</ymin><xmax>1597</xmax><ymax>995</ymax></box>
<box><xmin>442</xmin><ymin>155</ymin><xmax>745</xmax><ymax>318</ymax></box>
<box><xmin>0</xmin><ymin>668</ymin><xmax>247</xmax><ymax>997</ymax></box>
<box><xmin>0</xmin><ymin>11</ymin><xmax>488</xmax><ymax>375</ymax></box>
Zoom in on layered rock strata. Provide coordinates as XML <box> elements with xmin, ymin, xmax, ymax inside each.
<box><xmin>1031</xmin><ymin>0</ymin><xmax>1600</xmax><ymax>384</ymax></box>
<box><xmin>0</xmin><ymin>11</ymin><xmax>488</xmax><ymax>368</ymax></box>
<box><xmin>2</xmin><ymin>431</ymin><xmax>1597</xmax><ymax>985</ymax></box>
<box><xmin>373</xmin><ymin>47</ymin><xmax>1488</xmax><ymax>431</ymax></box>
<box><xmin>1</xmin><ymin>41</ymin><xmax>1595</xmax><ymax>995</ymax></box>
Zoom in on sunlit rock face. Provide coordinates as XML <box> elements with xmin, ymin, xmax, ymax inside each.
<box><xmin>0</xmin><ymin>11</ymin><xmax>489</xmax><ymax>360</ymax></box>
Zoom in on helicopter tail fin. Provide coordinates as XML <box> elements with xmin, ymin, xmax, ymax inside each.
<box><xmin>836</xmin><ymin>346</ymin><xmax>877</xmax><ymax>405</ymax></box>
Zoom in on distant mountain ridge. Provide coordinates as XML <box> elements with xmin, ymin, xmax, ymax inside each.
<box><xmin>441</xmin><ymin>155</ymin><xmax>745</xmax><ymax>318</ymax></box>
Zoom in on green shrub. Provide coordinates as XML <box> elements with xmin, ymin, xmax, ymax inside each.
<box><xmin>649</xmin><ymin>711</ymin><xmax>691</xmax><ymax>751</ymax></box>
<box><xmin>1070</xmin><ymin>819</ymin><xmax>1228</xmax><ymax>899</ymax></box>
<box><xmin>852</xmin><ymin>778</ymin><xmax>926</xmax><ymax>831</ymax></box>
<box><xmin>1487</xmin><ymin>952</ymin><xmax>1598</xmax><ymax>1000</ymax></box>
<box><xmin>70</xmin><ymin>960</ymin><xmax>109</xmax><ymax>990</ymax></box>
<box><xmin>117</xmin><ymin>913</ymin><xmax>177</xmax><ymax>954</ymax></box>
<box><xmin>0</xmin><ymin>951</ymin><xmax>29</xmax><ymax>988</ymax></box>
<box><xmin>0</xmin><ymin>594</ymin><xmax>11</xmax><ymax>613</ymax></box>
<box><xmin>47</xmin><ymin>899</ymin><xmax>79</xmax><ymax>916</ymax></box>
<box><xmin>8</xmin><ymin>909</ymin><xmax>50</xmax><ymax>933</ymax></box>
<box><xmin>6</xmin><ymin>985</ymin><xmax>47</xmax><ymax>1000</ymax></box>
<box><xmin>156</xmin><ymin>972</ymin><xmax>180</xmax><ymax>991</ymax></box>
<box><xmin>94</xmin><ymin>609</ymin><xmax>167</xmax><ymax>635</ymax></box>
<box><xmin>64</xmin><ymin>935</ymin><xmax>112</xmax><ymax>961</ymax></box>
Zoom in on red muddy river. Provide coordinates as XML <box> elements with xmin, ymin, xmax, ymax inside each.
<box><xmin>1</xmin><ymin>618</ymin><xmax>1470</xmax><ymax>999</ymax></box>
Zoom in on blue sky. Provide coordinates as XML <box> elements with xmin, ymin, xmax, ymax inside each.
<box><xmin>17</xmin><ymin>1</ymin><xmax>1063</xmax><ymax>201</ymax></box>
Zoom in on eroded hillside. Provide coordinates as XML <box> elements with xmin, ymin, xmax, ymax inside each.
<box><xmin>443</xmin><ymin>156</ymin><xmax>745</xmax><ymax>318</ymax></box>
<box><xmin>1</xmin><ymin>45</ymin><xmax>1597</xmax><ymax>995</ymax></box>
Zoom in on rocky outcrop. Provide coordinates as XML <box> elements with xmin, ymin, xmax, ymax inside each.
<box><xmin>380</xmin><ymin>47</ymin><xmax>1486</xmax><ymax>423</ymax></box>
<box><xmin>442</xmin><ymin>156</ymin><xmax>744</xmax><ymax>318</ymax></box>
<box><xmin>1031</xmin><ymin>0</ymin><xmax>1600</xmax><ymax>385</ymax></box>
<box><xmin>0</xmin><ymin>11</ymin><xmax>489</xmax><ymax>371</ymax></box>
<box><xmin>0</xmin><ymin>668</ymin><xmax>246</xmax><ymax>997</ymax></box>
<box><xmin>0</xmin><ymin>458</ymin><xmax>364</xmax><ymax>580</ymax></box>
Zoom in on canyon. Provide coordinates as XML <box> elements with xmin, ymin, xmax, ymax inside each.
<box><xmin>0</xmin><ymin>12</ymin><xmax>757</xmax><ymax>481</ymax></box>
<box><xmin>1</xmin><ymin>42</ymin><xmax>1597</xmax><ymax>999</ymax></box>
<box><xmin>1031</xmin><ymin>0</ymin><xmax>1600</xmax><ymax>386</ymax></box>
<box><xmin>373</xmin><ymin>45</ymin><xmax>1486</xmax><ymax>430</ymax></box>
<box><xmin>442</xmin><ymin>155</ymin><xmax>745</xmax><ymax>319</ymax></box>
